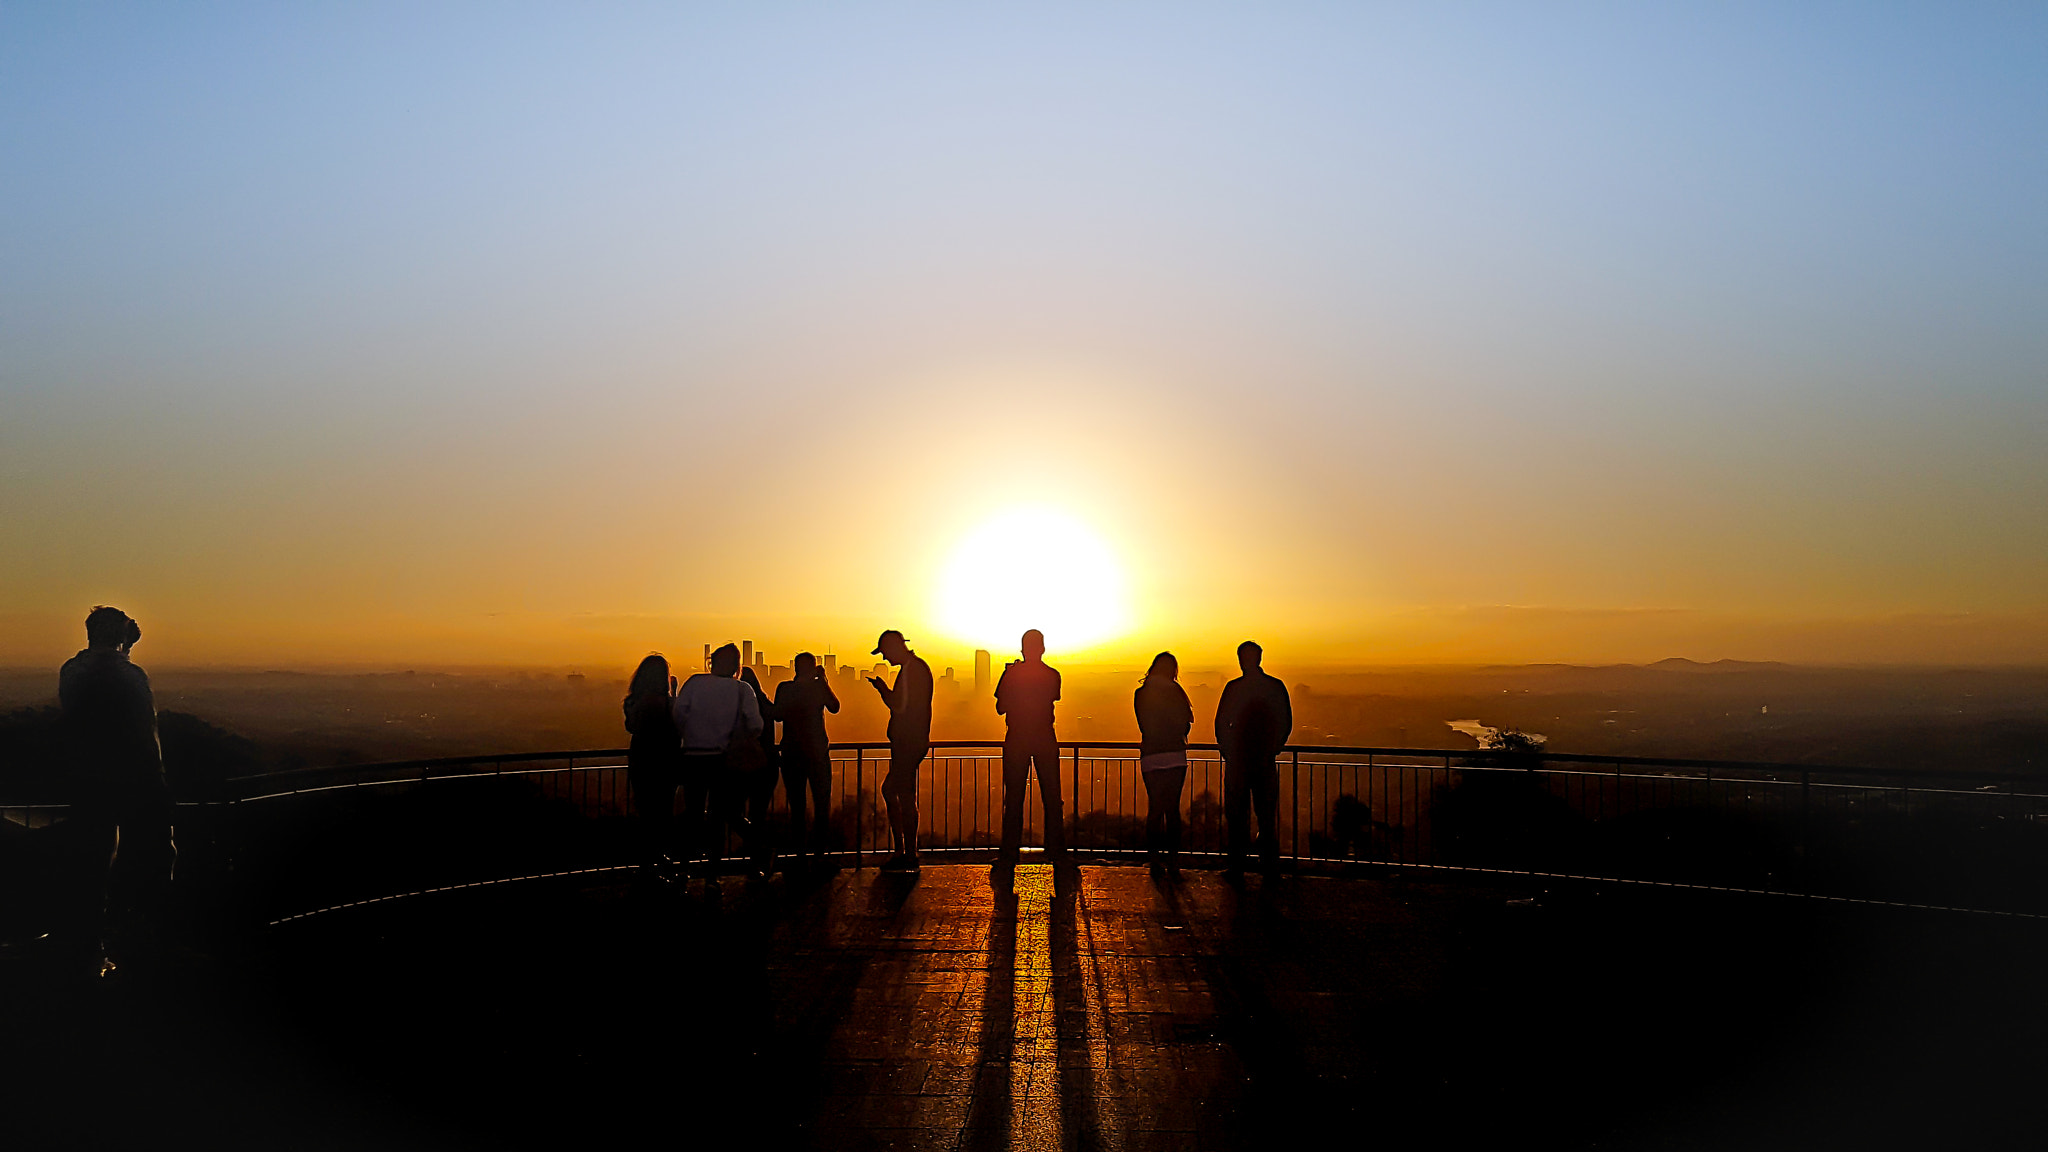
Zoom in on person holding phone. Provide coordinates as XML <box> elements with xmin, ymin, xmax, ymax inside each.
<box><xmin>774</xmin><ymin>652</ymin><xmax>840</xmax><ymax>872</ymax></box>
<box><xmin>868</xmin><ymin>630</ymin><xmax>931</xmax><ymax>873</ymax></box>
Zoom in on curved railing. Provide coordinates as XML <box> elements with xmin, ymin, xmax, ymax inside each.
<box><xmin>9</xmin><ymin>741</ymin><xmax>2048</xmax><ymax>925</ymax></box>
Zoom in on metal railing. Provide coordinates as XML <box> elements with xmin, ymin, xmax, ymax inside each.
<box><xmin>10</xmin><ymin>742</ymin><xmax>2048</xmax><ymax>923</ymax></box>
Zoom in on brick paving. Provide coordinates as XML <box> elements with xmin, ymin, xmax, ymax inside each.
<box><xmin>753</xmin><ymin>863</ymin><xmax>1472</xmax><ymax>1150</ymax></box>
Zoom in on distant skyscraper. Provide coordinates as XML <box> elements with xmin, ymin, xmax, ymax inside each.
<box><xmin>974</xmin><ymin>650</ymin><xmax>991</xmax><ymax>696</ymax></box>
<box><xmin>742</xmin><ymin>640</ymin><xmax>753</xmax><ymax>668</ymax></box>
<box><xmin>824</xmin><ymin>652</ymin><xmax>837</xmax><ymax>676</ymax></box>
<box><xmin>703</xmin><ymin>643</ymin><xmax>712</xmax><ymax>672</ymax></box>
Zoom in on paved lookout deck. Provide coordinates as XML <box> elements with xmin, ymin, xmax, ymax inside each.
<box><xmin>7</xmin><ymin>863</ymin><xmax>2048</xmax><ymax>1150</ymax></box>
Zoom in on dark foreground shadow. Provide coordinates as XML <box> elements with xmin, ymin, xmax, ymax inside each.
<box><xmin>5</xmin><ymin>865</ymin><xmax>2048</xmax><ymax>1150</ymax></box>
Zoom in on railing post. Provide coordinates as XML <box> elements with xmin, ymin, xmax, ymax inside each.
<box><xmin>1070</xmin><ymin>743</ymin><xmax>1081</xmax><ymax>853</ymax></box>
<box><xmin>855</xmin><ymin>748</ymin><xmax>864</xmax><ymax>869</ymax></box>
<box><xmin>1290</xmin><ymin>748</ymin><xmax>1300</xmax><ymax>871</ymax></box>
<box><xmin>1799</xmin><ymin>769</ymin><xmax>1811</xmax><ymax>893</ymax></box>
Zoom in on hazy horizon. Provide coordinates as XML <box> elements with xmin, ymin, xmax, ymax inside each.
<box><xmin>12</xmin><ymin>649</ymin><xmax>2048</xmax><ymax>680</ymax></box>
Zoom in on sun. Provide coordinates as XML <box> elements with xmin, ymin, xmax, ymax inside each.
<box><xmin>935</xmin><ymin>507</ymin><xmax>1131</xmax><ymax>653</ymax></box>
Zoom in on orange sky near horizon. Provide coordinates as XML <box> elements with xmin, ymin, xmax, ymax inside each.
<box><xmin>5</xmin><ymin>9</ymin><xmax>2046</xmax><ymax>672</ymax></box>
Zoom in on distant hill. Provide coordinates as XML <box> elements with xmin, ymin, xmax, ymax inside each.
<box><xmin>1646</xmin><ymin>658</ymin><xmax>1795</xmax><ymax>673</ymax></box>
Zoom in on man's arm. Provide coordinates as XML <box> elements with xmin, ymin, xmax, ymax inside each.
<box><xmin>993</xmin><ymin>666</ymin><xmax>1010</xmax><ymax>716</ymax></box>
<box><xmin>1272</xmin><ymin>680</ymin><xmax>1294</xmax><ymax>752</ymax></box>
<box><xmin>1215</xmin><ymin>681</ymin><xmax>1240</xmax><ymax>755</ymax></box>
<box><xmin>822</xmin><ymin>679</ymin><xmax>840</xmax><ymax>714</ymax></box>
<box><xmin>130</xmin><ymin>665</ymin><xmax>164</xmax><ymax>770</ymax></box>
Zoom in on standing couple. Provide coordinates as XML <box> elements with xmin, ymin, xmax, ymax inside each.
<box><xmin>1134</xmin><ymin>640</ymin><xmax>1294</xmax><ymax>883</ymax></box>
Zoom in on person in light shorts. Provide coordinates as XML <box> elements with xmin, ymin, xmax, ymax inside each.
<box><xmin>1133</xmin><ymin>651</ymin><xmax>1193</xmax><ymax>878</ymax></box>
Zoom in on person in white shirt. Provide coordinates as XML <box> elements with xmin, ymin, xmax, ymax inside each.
<box><xmin>672</xmin><ymin>643</ymin><xmax>763</xmax><ymax>883</ymax></box>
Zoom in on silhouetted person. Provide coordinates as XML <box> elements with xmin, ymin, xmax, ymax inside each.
<box><xmin>994</xmin><ymin>629</ymin><xmax>1065</xmax><ymax>875</ymax></box>
<box><xmin>673</xmin><ymin>644</ymin><xmax>763</xmax><ymax>883</ymax></box>
<box><xmin>868</xmin><ymin>630</ymin><xmax>931</xmax><ymax>872</ymax></box>
<box><xmin>774</xmin><ymin>652</ymin><xmax>840</xmax><ymax>872</ymax></box>
<box><xmin>57</xmin><ymin>606</ymin><xmax>175</xmax><ymax>975</ymax></box>
<box><xmin>1134</xmin><ymin>650</ymin><xmax>1193</xmax><ymax>879</ymax></box>
<box><xmin>1216</xmin><ymin>640</ymin><xmax>1292</xmax><ymax>881</ymax></box>
<box><xmin>740</xmin><ymin>665</ymin><xmax>780</xmax><ymax>877</ymax></box>
<box><xmin>623</xmin><ymin>653</ymin><xmax>681</xmax><ymax>881</ymax></box>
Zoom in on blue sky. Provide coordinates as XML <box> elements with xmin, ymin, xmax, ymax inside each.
<box><xmin>4</xmin><ymin>4</ymin><xmax>2046</xmax><ymax>664</ymax></box>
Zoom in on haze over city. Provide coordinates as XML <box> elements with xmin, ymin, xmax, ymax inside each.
<box><xmin>6</xmin><ymin>5</ymin><xmax>2046</xmax><ymax>671</ymax></box>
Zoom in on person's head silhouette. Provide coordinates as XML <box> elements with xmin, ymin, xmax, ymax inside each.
<box><xmin>873</xmin><ymin>630</ymin><xmax>911</xmax><ymax>666</ymax></box>
<box><xmin>711</xmin><ymin>643</ymin><xmax>742</xmax><ymax>678</ymax></box>
<box><xmin>629</xmin><ymin>653</ymin><xmax>670</xmax><ymax>701</ymax></box>
<box><xmin>85</xmin><ymin>605</ymin><xmax>140</xmax><ymax>653</ymax></box>
<box><xmin>1144</xmin><ymin>651</ymin><xmax>1178</xmax><ymax>684</ymax></box>
<box><xmin>793</xmin><ymin>651</ymin><xmax>817</xmax><ymax>679</ymax></box>
<box><xmin>1237</xmin><ymin>640</ymin><xmax>1263</xmax><ymax>676</ymax></box>
<box><xmin>1021</xmin><ymin>629</ymin><xmax>1045</xmax><ymax>662</ymax></box>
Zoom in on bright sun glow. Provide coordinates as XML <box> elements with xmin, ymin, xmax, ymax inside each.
<box><xmin>935</xmin><ymin>507</ymin><xmax>1131</xmax><ymax>653</ymax></box>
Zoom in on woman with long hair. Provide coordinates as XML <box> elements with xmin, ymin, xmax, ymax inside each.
<box><xmin>624</xmin><ymin>653</ymin><xmax>681</xmax><ymax>879</ymax></box>
<box><xmin>1134</xmin><ymin>651</ymin><xmax>1193</xmax><ymax>878</ymax></box>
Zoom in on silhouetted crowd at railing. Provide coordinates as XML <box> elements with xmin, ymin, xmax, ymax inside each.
<box><xmin>622</xmin><ymin>627</ymin><xmax>1294</xmax><ymax>894</ymax></box>
<box><xmin>24</xmin><ymin>604</ymin><xmax>2048</xmax><ymax>983</ymax></box>
<box><xmin>26</xmin><ymin>605</ymin><xmax>1302</xmax><ymax>978</ymax></box>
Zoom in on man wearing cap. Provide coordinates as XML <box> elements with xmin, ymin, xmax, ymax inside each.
<box><xmin>867</xmin><ymin>630</ymin><xmax>932</xmax><ymax>872</ymax></box>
